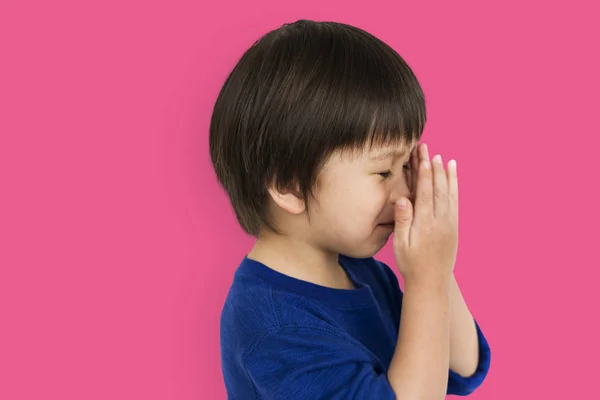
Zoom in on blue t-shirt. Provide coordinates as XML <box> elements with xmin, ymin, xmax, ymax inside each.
<box><xmin>220</xmin><ymin>255</ymin><xmax>491</xmax><ymax>399</ymax></box>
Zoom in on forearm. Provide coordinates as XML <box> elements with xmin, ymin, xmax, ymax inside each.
<box><xmin>449</xmin><ymin>274</ymin><xmax>479</xmax><ymax>377</ymax></box>
<box><xmin>387</xmin><ymin>277</ymin><xmax>451</xmax><ymax>400</ymax></box>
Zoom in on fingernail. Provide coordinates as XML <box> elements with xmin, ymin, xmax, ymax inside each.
<box><xmin>397</xmin><ymin>199</ymin><xmax>407</xmax><ymax>209</ymax></box>
<box><xmin>423</xmin><ymin>160</ymin><xmax>430</xmax><ymax>169</ymax></box>
<box><xmin>449</xmin><ymin>160</ymin><xmax>456</xmax><ymax>168</ymax></box>
<box><xmin>433</xmin><ymin>154</ymin><xmax>442</xmax><ymax>164</ymax></box>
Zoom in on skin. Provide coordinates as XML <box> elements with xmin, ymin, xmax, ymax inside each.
<box><xmin>247</xmin><ymin>140</ymin><xmax>480</xmax><ymax>397</ymax></box>
<box><xmin>409</xmin><ymin>144</ymin><xmax>480</xmax><ymax>378</ymax></box>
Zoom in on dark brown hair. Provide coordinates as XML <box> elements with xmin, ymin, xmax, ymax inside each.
<box><xmin>209</xmin><ymin>19</ymin><xmax>426</xmax><ymax>236</ymax></box>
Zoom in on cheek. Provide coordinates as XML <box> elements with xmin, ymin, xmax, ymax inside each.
<box><xmin>315</xmin><ymin>173</ymin><xmax>389</xmax><ymax>227</ymax></box>
<box><xmin>338</xmin><ymin>181</ymin><xmax>389</xmax><ymax>224</ymax></box>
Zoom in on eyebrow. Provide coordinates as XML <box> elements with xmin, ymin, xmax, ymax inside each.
<box><xmin>369</xmin><ymin>148</ymin><xmax>409</xmax><ymax>161</ymax></box>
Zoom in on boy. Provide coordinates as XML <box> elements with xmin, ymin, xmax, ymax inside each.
<box><xmin>210</xmin><ymin>19</ymin><xmax>490</xmax><ymax>399</ymax></box>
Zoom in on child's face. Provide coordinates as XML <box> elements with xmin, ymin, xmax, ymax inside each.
<box><xmin>307</xmin><ymin>140</ymin><xmax>416</xmax><ymax>258</ymax></box>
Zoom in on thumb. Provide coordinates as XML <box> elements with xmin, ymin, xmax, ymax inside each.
<box><xmin>394</xmin><ymin>197</ymin><xmax>413</xmax><ymax>243</ymax></box>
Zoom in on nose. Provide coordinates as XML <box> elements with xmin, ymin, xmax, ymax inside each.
<box><xmin>388</xmin><ymin>175</ymin><xmax>413</xmax><ymax>206</ymax></box>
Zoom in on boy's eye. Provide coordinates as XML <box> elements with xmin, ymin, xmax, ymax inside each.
<box><xmin>378</xmin><ymin>171</ymin><xmax>393</xmax><ymax>179</ymax></box>
<box><xmin>403</xmin><ymin>163</ymin><xmax>411</xmax><ymax>171</ymax></box>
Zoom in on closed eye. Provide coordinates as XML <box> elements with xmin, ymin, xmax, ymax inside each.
<box><xmin>378</xmin><ymin>163</ymin><xmax>410</xmax><ymax>180</ymax></box>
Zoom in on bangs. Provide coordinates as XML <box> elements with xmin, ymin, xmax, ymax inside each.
<box><xmin>325</xmin><ymin>23</ymin><xmax>427</xmax><ymax>150</ymax></box>
<box><xmin>287</xmin><ymin>21</ymin><xmax>427</xmax><ymax>156</ymax></box>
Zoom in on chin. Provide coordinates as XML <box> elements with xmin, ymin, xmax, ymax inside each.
<box><xmin>338</xmin><ymin>238</ymin><xmax>388</xmax><ymax>259</ymax></box>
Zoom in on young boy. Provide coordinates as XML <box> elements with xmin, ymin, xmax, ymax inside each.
<box><xmin>210</xmin><ymin>19</ymin><xmax>491</xmax><ymax>399</ymax></box>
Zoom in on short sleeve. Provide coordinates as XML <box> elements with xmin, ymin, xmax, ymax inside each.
<box><xmin>243</xmin><ymin>326</ymin><xmax>397</xmax><ymax>400</ymax></box>
<box><xmin>447</xmin><ymin>319</ymin><xmax>492</xmax><ymax>395</ymax></box>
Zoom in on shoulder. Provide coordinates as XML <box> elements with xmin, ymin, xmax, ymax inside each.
<box><xmin>219</xmin><ymin>264</ymin><xmax>279</xmax><ymax>352</ymax></box>
<box><xmin>220</xmin><ymin>257</ymin><xmax>346</xmax><ymax>355</ymax></box>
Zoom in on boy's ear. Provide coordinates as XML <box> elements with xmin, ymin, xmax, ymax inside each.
<box><xmin>267</xmin><ymin>182</ymin><xmax>305</xmax><ymax>215</ymax></box>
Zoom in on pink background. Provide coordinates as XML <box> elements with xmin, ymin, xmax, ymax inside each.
<box><xmin>1</xmin><ymin>0</ymin><xmax>599</xmax><ymax>399</ymax></box>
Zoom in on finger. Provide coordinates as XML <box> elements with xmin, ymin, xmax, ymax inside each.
<box><xmin>406</xmin><ymin>147</ymin><xmax>416</xmax><ymax>196</ymax></box>
<box><xmin>420</xmin><ymin>142</ymin><xmax>430</xmax><ymax>163</ymax></box>
<box><xmin>410</xmin><ymin>145</ymin><xmax>420</xmax><ymax>195</ymax></box>
<box><xmin>432</xmin><ymin>154</ymin><xmax>449</xmax><ymax>218</ymax></box>
<box><xmin>414</xmin><ymin>145</ymin><xmax>433</xmax><ymax>224</ymax></box>
<box><xmin>394</xmin><ymin>197</ymin><xmax>414</xmax><ymax>249</ymax></box>
<box><xmin>447</xmin><ymin>159</ymin><xmax>459</xmax><ymax>225</ymax></box>
<box><xmin>412</xmin><ymin>144</ymin><xmax>421</xmax><ymax>168</ymax></box>
<box><xmin>412</xmin><ymin>142</ymin><xmax>428</xmax><ymax>200</ymax></box>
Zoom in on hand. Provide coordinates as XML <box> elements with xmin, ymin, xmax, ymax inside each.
<box><xmin>393</xmin><ymin>143</ymin><xmax>459</xmax><ymax>284</ymax></box>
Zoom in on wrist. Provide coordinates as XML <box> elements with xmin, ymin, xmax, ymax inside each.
<box><xmin>403</xmin><ymin>272</ymin><xmax>452</xmax><ymax>294</ymax></box>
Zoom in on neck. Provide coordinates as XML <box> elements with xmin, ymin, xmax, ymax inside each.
<box><xmin>247</xmin><ymin>230</ymin><xmax>354</xmax><ymax>290</ymax></box>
